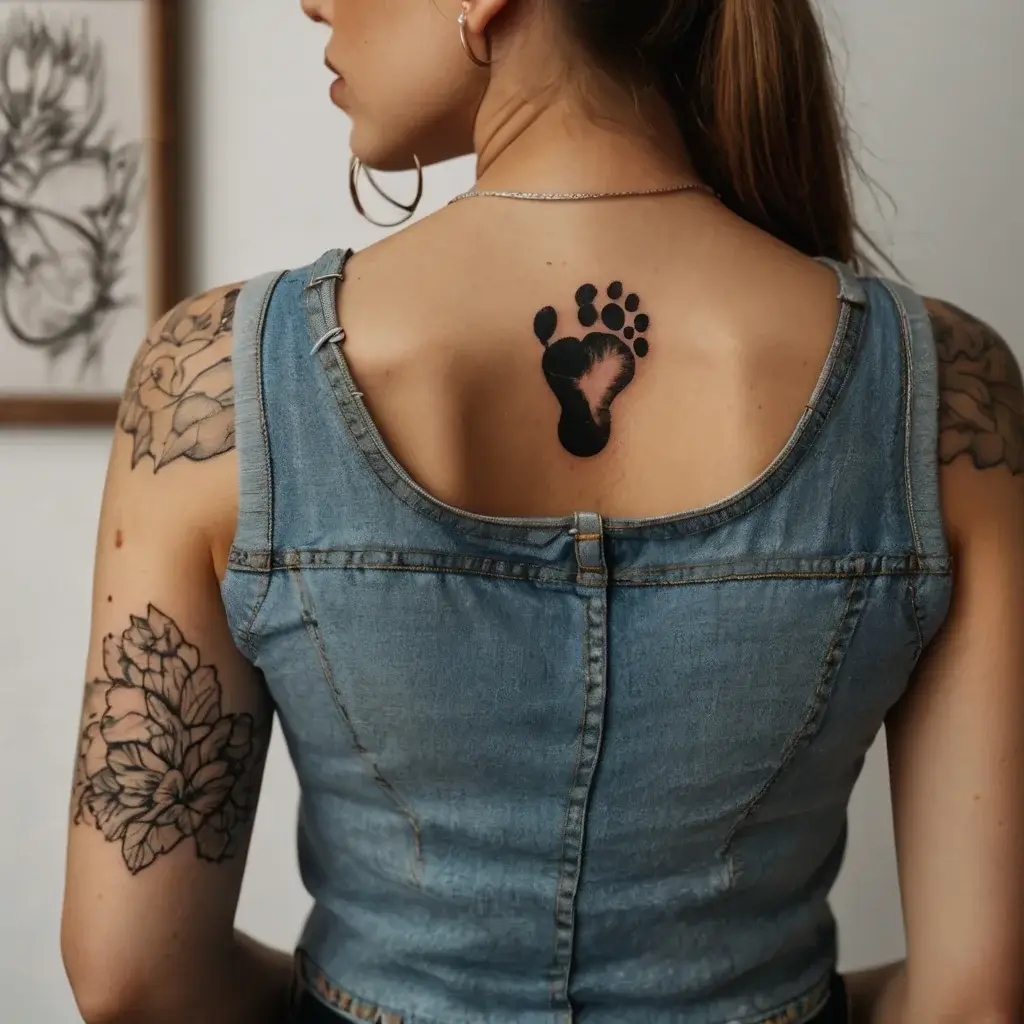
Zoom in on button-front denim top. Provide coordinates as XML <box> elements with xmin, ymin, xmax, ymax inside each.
<box><xmin>221</xmin><ymin>249</ymin><xmax>952</xmax><ymax>1024</ymax></box>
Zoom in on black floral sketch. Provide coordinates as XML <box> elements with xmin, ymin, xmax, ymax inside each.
<box><xmin>0</xmin><ymin>8</ymin><xmax>145</xmax><ymax>377</ymax></box>
<box><xmin>73</xmin><ymin>606</ymin><xmax>264</xmax><ymax>874</ymax></box>
<box><xmin>119</xmin><ymin>285</ymin><xmax>241</xmax><ymax>471</ymax></box>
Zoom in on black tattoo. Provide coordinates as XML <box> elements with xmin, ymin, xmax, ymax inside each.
<box><xmin>72</xmin><ymin>605</ymin><xmax>266</xmax><ymax>874</ymax></box>
<box><xmin>927</xmin><ymin>298</ymin><xmax>1024</xmax><ymax>475</ymax></box>
<box><xmin>0</xmin><ymin>12</ymin><xmax>145</xmax><ymax>375</ymax></box>
<box><xmin>119</xmin><ymin>285</ymin><xmax>241</xmax><ymax>471</ymax></box>
<box><xmin>534</xmin><ymin>282</ymin><xmax>651</xmax><ymax>457</ymax></box>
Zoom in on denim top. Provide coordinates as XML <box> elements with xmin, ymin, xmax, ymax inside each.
<box><xmin>221</xmin><ymin>248</ymin><xmax>952</xmax><ymax>1024</ymax></box>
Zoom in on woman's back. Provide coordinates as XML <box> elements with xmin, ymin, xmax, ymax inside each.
<box><xmin>331</xmin><ymin>197</ymin><xmax>842</xmax><ymax>522</ymax></box>
<box><xmin>215</xmin><ymin>231</ymin><xmax>949</xmax><ymax>1022</ymax></box>
<box><xmin>60</xmin><ymin>1</ymin><xmax>1024</xmax><ymax>1022</ymax></box>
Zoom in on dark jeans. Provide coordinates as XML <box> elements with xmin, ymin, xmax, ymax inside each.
<box><xmin>291</xmin><ymin>972</ymin><xmax>849</xmax><ymax>1023</ymax></box>
<box><xmin>810</xmin><ymin>972</ymin><xmax>850</xmax><ymax>1023</ymax></box>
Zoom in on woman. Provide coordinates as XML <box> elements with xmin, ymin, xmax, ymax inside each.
<box><xmin>60</xmin><ymin>1</ymin><xmax>1023</xmax><ymax>1021</ymax></box>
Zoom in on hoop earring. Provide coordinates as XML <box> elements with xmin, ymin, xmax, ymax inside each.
<box><xmin>458</xmin><ymin>5</ymin><xmax>492</xmax><ymax>68</ymax></box>
<box><xmin>348</xmin><ymin>155</ymin><xmax>424</xmax><ymax>228</ymax></box>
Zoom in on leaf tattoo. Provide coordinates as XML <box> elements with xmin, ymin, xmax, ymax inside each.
<box><xmin>927</xmin><ymin>298</ymin><xmax>1024</xmax><ymax>475</ymax></box>
<box><xmin>119</xmin><ymin>285</ymin><xmax>241</xmax><ymax>472</ymax></box>
<box><xmin>72</xmin><ymin>605</ymin><xmax>266</xmax><ymax>873</ymax></box>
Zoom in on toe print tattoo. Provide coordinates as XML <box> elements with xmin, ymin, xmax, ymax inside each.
<box><xmin>534</xmin><ymin>282</ymin><xmax>651</xmax><ymax>458</ymax></box>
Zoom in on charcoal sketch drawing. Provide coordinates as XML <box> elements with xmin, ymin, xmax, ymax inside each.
<box><xmin>0</xmin><ymin>8</ymin><xmax>145</xmax><ymax>382</ymax></box>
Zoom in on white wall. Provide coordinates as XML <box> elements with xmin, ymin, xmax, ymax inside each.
<box><xmin>2</xmin><ymin>1</ymin><xmax>1021</xmax><ymax>1020</ymax></box>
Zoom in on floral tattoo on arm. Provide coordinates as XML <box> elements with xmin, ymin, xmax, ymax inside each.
<box><xmin>927</xmin><ymin>298</ymin><xmax>1024</xmax><ymax>475</ymax></box>
<box><xmin>72</xmin><ymin>605</ymin><xmax>270</xmax><ymax>874</ymax></box>
<box><xmin>119</xmin><ymin>285</ymin><xmax>241</xmax><ymax>472</ymax></box>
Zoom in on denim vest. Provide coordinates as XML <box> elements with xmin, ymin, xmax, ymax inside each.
<box><xmin>221</xmin><ymin>248</ymin><xmax>952</xmax><ymax>1024</ymax></box>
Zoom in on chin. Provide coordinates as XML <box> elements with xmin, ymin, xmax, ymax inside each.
<box><xmin>350</xmin><ymin>119</ymin><xmax>474</xmax><ymax>172</ymax></box>
<box><xmin>348</xmin><ymin>123</ymin><xmax>416</xmax><ymax>172</ymax></box>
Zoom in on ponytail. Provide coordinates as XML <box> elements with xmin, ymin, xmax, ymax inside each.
<box><xmin>560</xmin><ymin>0</ymin><xmax>870</xmax><ymax>268</ymax></box>
<box><xmin>669</xmin><ymin>0</ymin><xmax>859</xmax><ymax>265</ymax></box>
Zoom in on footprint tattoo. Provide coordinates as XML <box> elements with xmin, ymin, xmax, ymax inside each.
<box><xmin>533</xmin><ymin>282</ymin><xmax>651</xmax><ymax>458</ymax></box>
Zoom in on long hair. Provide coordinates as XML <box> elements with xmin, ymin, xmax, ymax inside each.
<box><xmin>561</xmin><ymin>0</ymin><xmax>880</xmax><ymax>270</ymax></box>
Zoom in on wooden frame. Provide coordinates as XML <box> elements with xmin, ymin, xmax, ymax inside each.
<box><xmin>0</xmin><ymin>0</ymin><xmax>183</xmax><ymax>426</ymax></box>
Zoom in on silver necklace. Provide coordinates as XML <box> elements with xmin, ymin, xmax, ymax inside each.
<box><xmin>448</xmin><ymin>182</ymin><xmax>717</xmax><ymax>205</ymax></box>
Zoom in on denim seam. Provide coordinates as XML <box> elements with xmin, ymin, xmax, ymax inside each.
<box><xmin>724</xmin><ymin>296</ymin><xmax>863</xmax><ymax>555</ymax></box>
<box><xmin>302</xmin><ymin>250</ymin><xmax>449</xmax><ymax>536</ymax></box>
<box><xmin>616</xmin><ymin>554</ymin><xmax>945</xmax><ymax>580</ymax></box>
<box><xmin>237</xmin><ymin>271</ymin><xmax>286</xmax><ymax>658</ymax></box>
<box><xmin>305</xmin><ymin>251</ymin><xmax>570</xmax><ymax>544</ymax></box>
<box><xmin>615</xmin><ymin>552</ymin><xmax>922</xmax><ymax>576</ymax></box>
<box><xmin>295</xmin><ymin>949</ymin><xmax>406</xmax><ymax>1024</ymax></box>
<box><xmin>237</xmin><ymin>575</ymin><xmax>274</xmax><ymax>663</ymax></box>
<box><xmin>722</xmin><ymin>969</ymin><xmax>835</xmax><ymax>1024</ymax></box>
<box><xmin>572</xmin><ymin>593</ymin><xmax>609</xmax><ymax>1003</ymax></box>
<box><xmin>227</xmin><ymin>560</ymin><xmax>948</xmax><ymax>579</ymax></box>
<box><xmin>609</xmin><ymin>307</ymin><xmax>860</xmax><ymax>540</ymax></box>
<box><xmin>301</xmin><ymin>988</ymin><xmax>391</xmax><ymax>1024</ymax></box>
<box><xmin>306</xmin><ymin>244</ymin><xmax>868</xmax><ymax>543</ymax></box>
<box><xmin>229</xmin><ymin>548</ymin><xmax>951</xmax><ymax>579</ymax></box>
<box><xmin>295</xmin><ymin>959</ymin><xmax>834</xmax><ymax>1024</ymax></box>
<box><xmin>879</xmin><ymin>280</ymin><xmax>923</xmax><ymax>557</ymax></box>
<box><xmin>254</xmin><ymin>274</ymin><xmax>281</xmax><ymax>555</ymax></box>
<box><xmin>240</xmin><ymin>545</ymin><xmax>559</xmax><ymax>563</ymax></box>
<box><xmin>549</xmin><ymin>597</ymin><xmax>593</xmax><ymax>1010</ymax></box>
<box><xmin>599</xmin><ymin>300</ymin><xmax>864</xmax><ymax>542</ymax></box>
<box><xmin>228</xmin><ymin>549</ymin><xmax>576</xmax><ymax>585</ymax></box>
<box><xmin>235</xmin><ymin>548</ymin><xmax>928</xmax><ymax>568</ymax></box>
<box><xmin>549</xmin><ymin>590</ymin><xmax>609</xmax><ymax>1011</ymax></box>
<box><xmin>319</xmin><ymin>333</ymin><xmax>483</xmax><ymax>535</ymax></box>
<box><xmin>288</xmin><ymin>569</ymin><xmax>424</xmax><ymax>886</ymax></box>
<box><xmin>249</xmin><ymin>561</ymin><xmax>574</xmax><ymax>586</ymax></box>
<box><xmin>238</xmin><ymin>569</ymin><xmax>270</xmax><ymax>662</ymax></box>
<box><xmin>719</xmin><ymin>575</ymin><xmax>868</xmax><ymax>857</ymax></box>
<box><xmin>620</xmin><ymin>568</ymin><xmax>949</xmax><ymax>588</ymax></box>
<box><xmin>225</xmin><ymin>563</ymin><xmax>951</xmax><ymax>591</ymax></box>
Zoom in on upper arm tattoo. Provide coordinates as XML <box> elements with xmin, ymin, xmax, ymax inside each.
<box><xmin>120</xmin><ymin>286</ymin><xmax>241</xmax><ymax>472</ymax></box>
<box><xmin>928</xmin><ymin>298</ymin><xmax>1024</xmax><ymax>475</ymax></box>
<box><xmin>72</xmin><ymin>605</ymin><xmax>270</xmax><ymax>874</ymax></box>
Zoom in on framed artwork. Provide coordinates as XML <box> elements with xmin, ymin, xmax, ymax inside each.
<box><xmin>0</xmin><ymin>0</ymin><xmax>182</xmax><ymax>426</ymax></box>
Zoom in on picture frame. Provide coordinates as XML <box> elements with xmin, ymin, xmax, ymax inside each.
<box><xmin>0</xmin><ymin>0</ymin><xmax>183</xmax><ymax>426</ymax></box>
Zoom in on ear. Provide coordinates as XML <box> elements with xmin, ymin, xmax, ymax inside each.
<box><xmin>463</xmin><ymin>0</ymin><xmax>512</xmax><ymax>35</ymax></box>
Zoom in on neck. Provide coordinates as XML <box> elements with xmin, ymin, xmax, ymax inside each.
<box><xmin>472</xmin><ymin>80</ymin><xmax>699</xmax><ymax>195</ymax></box>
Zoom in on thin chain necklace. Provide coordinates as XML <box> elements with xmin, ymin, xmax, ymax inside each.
<box><xmin>448</xmin><ymin>182</ymin><xmax>718</xmax><ymax>205</ymax></box>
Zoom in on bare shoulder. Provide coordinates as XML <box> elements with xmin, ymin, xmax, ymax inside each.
<box><xmin>924</xmin><ymin>297</ymin><xmax>1024</xmax><ymax>476</ymax></box>
<box><xmin>110</xmin><ymin>282</ymin><xmax>247</xmax><ymax>575</ymax></box>
<box><xmin>119</xmin><ymin>283</ymin><xmax>245</xmax><ymax>473</ymax></box>
<box><xmin>884</xmin><ymin>294</ymin><xmax>1024</xmax><ymax>1019</ymax></box>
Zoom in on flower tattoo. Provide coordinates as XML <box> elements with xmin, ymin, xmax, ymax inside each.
<box><xmin>927</xmin><ymin>298</ymin><xmax>1024</xmax><ymax>475</ymax></box>
<box><xmin>72</xmin><ymin>605</ymin><xmax>266</xmax><ymax>874</ymax></box>
<box><xmin>119</xmin><ymin>285</ymin><xmax>240</xmax><ymax>472</ymax></box>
